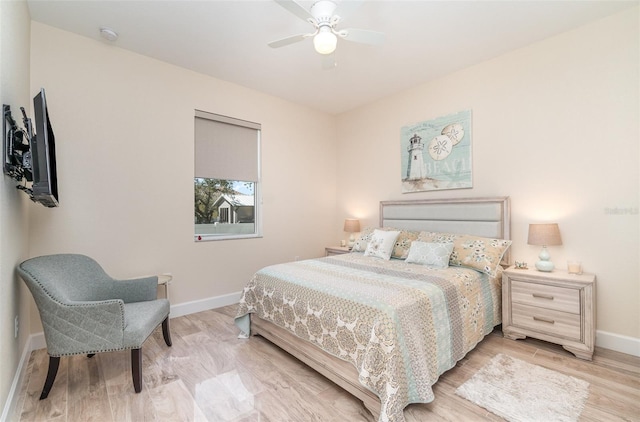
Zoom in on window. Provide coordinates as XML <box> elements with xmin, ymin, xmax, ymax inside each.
<box><xmin>194</xmin><ymin>110</ymin><xmax>261</xmax><ymax>241</ymax></box>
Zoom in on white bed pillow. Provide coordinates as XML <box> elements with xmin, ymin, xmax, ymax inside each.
<box><xmin>405</xmin><ymin>241</ymin><xmax>454</xmax><ymax>268</ymax></box>
<box><xmin>364</xmin><ymin>229</ymin><xmax>400</xmax><ymax>260</ymax></box>
<box><xmin>351</xmin><ymin>226</ymin><xmax>418</xmax><ymax>259</ymax></box>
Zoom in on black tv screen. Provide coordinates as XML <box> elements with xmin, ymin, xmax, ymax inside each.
<box><xmin>31</xmin><ymin>88</ymin><xmax>58</xmax><ymax>208</ymax></box>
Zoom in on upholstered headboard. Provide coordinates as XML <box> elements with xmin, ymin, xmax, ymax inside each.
<box><xmin>380</xmin><ymin>197</ymin><xmax>511</xmax><ymax>263</ymax></box>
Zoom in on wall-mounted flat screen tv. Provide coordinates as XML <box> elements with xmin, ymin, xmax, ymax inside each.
<box><xmin>31</xmin><ymin>89</ymin><xmax>58</xmax><ymax>207</ymax></box>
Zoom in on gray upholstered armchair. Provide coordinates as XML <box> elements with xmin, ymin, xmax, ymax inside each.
<box><xmin>17</xmin><ymin>254</ymin><xmax>172</xmax><ymax>399</ymax></box>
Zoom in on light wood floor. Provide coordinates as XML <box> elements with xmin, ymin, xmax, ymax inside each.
<box><xmin>11</xmin><ymin>305</ymin><xmax>640</xmax><ymax>421</ymax></box>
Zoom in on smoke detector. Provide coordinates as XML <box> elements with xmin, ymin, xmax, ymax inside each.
<box><xmin>99</xmin><ymin>27</ymin><xmax>118</xmax><ymax>42</ymax></box>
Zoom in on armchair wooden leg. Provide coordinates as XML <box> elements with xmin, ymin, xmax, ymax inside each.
<box><xmin>162</xmin><ymin>316</ymin><xmax>172</xmax><ymax>347</ymax></box>
<box><xmin>40</xmin><ymin>356</ymin><xmax>60</xmax><ymax>400</ymax></box>
<box><xmin>131</xmin><ymin>348</ymin><xmax>142</xmax><ymax>393</ymax></box>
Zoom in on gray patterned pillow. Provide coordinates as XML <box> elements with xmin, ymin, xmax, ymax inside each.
<box><xmin>351</xmin><ymin>227</ymin><xmax>376</xmax><ymax>252</ymax></box>
<box><xmin>405</xmin><ymin>241</ymin><xmax>454</xmax><ymax>268</ymax></box>
<box><xmin>417</xmin><ymin>231</ymin><xmax>512</xmax><ymax>277</ymax></box>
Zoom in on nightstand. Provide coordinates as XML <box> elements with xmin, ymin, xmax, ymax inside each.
<box><xmin>325</xmin><ymin>246</ymin><xmax>350</xmax><ymax>256</ymax></box>
<box><xmin>502</xmin><ymin>266</ymin><xmax>596</xmax><ymax>360</ymax></box>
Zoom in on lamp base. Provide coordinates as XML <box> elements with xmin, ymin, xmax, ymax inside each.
<box><xmin>535</xmin><ymin>245</ymin><xmax>554</xmax><ymax>272</ymax></box>
<box><xmin>535</xmin><ymin>260</ymin><xmax>555</xmax><ymax>272</ymax></box>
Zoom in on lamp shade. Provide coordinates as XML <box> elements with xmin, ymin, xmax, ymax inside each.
<box><xmin>343</xmin><ymin>219</ymin><xmax>361</xmax><ymax>233</ymax></box>
<box><xmin>528</xmin><ymin>223</ymin><xmax>562</xmax><ymax>246</ymax></box>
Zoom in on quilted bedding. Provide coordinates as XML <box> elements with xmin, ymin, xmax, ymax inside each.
<box><xmin>235</xmin><ymin>253</ymin><xmax>502</xmax><ymax>422</ymax></box>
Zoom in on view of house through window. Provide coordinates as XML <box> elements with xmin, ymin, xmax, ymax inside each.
<box><xmin>194</xmin><ymin>110</ymin><xmax>261</xmax><ymax>240</ymax></box>
<box><xmin>194</xmin><ymin>178</ymin><xmax>256</xmax><ymax>235</ymax></box>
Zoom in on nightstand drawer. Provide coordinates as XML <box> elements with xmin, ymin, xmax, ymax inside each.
<box><xmin>512</xmin><ymin>303</ymin><xmax>581</xmax><ymax>341</ymax></box>
<box><xmin>511</xmin><ymin>280</ymin><xmax>580</xmax><ymax>314</ymax></box>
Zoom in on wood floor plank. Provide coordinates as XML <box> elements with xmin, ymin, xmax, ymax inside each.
<box><xmin>169</xmin><ymin>314</ymin><xmax>202</xmax><ymax>338</ymax></box>
<box><xmin>17</xmin><ymin>349</ymin><xmax>46</xmax><ymax>422</ymax></box>
<box><xmin>98</xmin><ymin>350</ymin><xmax>132</xmax><ymax>396</ymax></box>
<box><xmin>147</xmin><ymin>379</ymin><xmax>208</xmax><ymax>421</ymax></box>
<box><xmin>316</xmin><ymin>383</ymin><xmax>375</xmax><ymax>422</ymax></box>
<box><xmin>106</xmin><ymin>387</ymin><xmax>158</xmax><ymax>422</ymax></box>
<box><xmin>9</xmin><ymin>349</ymin><xmax>36</xmax><ymax>422</ymax></box>
<box><xmin>66</xmin><ymin>354</ymin><xmax>112</xmax><ymax>422</ymax></box>
<box><xmin>190</xmin><ymin>369</ymin><xmax>258</xmax><ymax>421</ymax></box>
<box><xmin>593</xmin><ymin>346</ymin><xmax>640</xmax><ymax>377</ymax></box>
<box><xmin>25</xmin><ymin>350</ymin><xmax>68</xmax><ymax>421</ymax></box>
<box><xmin>14</xmin><ymin>305</ymin><xmax>640</xmax><ymax>421</ymax></box>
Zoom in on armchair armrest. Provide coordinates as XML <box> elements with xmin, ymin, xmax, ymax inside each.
<box><xmin>42</xmin><ymin>299</ymin><xmax>126</xmax><ymax>356</ymax></box>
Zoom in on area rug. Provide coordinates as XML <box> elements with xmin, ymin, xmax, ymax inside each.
<box><xmin>455</xmin><ymin>353</ymin><xmax>590</xmax><ymax>422</ymax></box>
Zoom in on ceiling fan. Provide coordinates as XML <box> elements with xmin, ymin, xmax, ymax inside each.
<box><xmin>268</xmin><ymin>0</ymin><xmax>385</xmax><ymax>56</ymax></box>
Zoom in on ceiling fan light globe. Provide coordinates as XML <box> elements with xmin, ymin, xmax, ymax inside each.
<box><xmin>314</xmin><ymin>31</ymin><xmax>337</xmax><ymax>55</ymax></box>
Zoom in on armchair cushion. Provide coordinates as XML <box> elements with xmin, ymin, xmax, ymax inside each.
<box><xmin>123</xmin><ymin>299</ymin><xmax>170</xmax><ymax>348</ymax></box>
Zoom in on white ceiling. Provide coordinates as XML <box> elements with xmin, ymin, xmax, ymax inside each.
<box><xmin>26</xmin><ymin>0</ymin><xmax>637</xmax><ymax>115</ymax></box>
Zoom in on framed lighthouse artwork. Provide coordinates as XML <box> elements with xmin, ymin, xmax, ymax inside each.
<box><xmin>401</xmin><ymin>110</ymin><xmax>472</xmax><ymax>193</ymax></box>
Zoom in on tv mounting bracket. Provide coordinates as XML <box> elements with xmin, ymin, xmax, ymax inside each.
<box><xmin>3</xmin><ymin>104</ymin><xmax>36</xmax><ymax>201</ymax></box>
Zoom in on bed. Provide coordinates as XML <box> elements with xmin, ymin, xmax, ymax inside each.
<box><xmin>235</xmin><ymin>197</ymin><xmax>511</xmax><ymax>422</ymax></box>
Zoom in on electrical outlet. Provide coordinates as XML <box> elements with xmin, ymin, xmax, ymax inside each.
<box><xmin>14</xmin><ymin>316</ymin><xmax>18</xmax><ymax>339</ymax></box>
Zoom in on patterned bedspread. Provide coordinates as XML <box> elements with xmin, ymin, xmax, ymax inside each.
<box><xmin>235</xmin><ymin>253</ymin><xmax>502</xmax><ymax>422</ymax></box>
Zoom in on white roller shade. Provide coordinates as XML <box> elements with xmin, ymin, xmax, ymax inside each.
<box><xmin>195</xmin><ymin>110</ymin><xmax>260</xmax><ymax>181</ymax></box>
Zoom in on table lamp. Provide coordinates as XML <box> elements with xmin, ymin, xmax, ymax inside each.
<box><xmin>343</xmin><ymin>219</ymin><xmax>361</xmax><ymax>249</ymax></box>
<box><xmin>528</xmin><ymin>223</ymin><xmax>562</xmax><ymax>272</ymax></box>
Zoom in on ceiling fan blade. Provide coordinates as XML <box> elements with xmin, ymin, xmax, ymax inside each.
<box><xmin>274</xmin><ymin>0</ymin><xmax>315</xmax><ymax>24</ymax></box>
<box><xmin>268</xmin><ymin>33</ymin><xmax>309</xmax><ymax>48</ymax></box>
<box><xmin>338</xmin><ymin>28</ymin><xmax>385</xmax><ymax>45</ymax></box>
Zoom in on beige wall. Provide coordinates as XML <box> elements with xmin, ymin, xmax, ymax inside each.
<box><xmin>27</xmin><ymin>22</ymin><xmax>338</xmax><ymax>326</ymax></box>
<box><xmin>0</xmin><ymin>0</ymin><xmax>32</xmax><ymax>414</ymax></box>
<box><xmin>336</xmin><ymin>8</ymin><xmax>639</xmax><ymax>340</ymax></box>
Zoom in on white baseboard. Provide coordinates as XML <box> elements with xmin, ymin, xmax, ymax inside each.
<box><xmin>29</xmin><ymin>331</ymin><xmax>46</xmax><ymax>352</ymax></box>
<box><xmin>596</xmin><ymin>329</ymin><xmax>640</xmax><ymax>357</ymax></box>
<box><xmin>0</xmin><ymin>335</ymin><xmax>37</xmax><ymax>422</ymax></box>
<box><xmin>169</xmin><ymin>290</ymin><xmax>242</xmax><ymax>318</ymax></box>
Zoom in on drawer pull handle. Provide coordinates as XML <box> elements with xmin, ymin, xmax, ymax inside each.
<box><xmin>532</xmin><ymin>293</ymin><xmax>554</xmax><ymax>300</ymax></box>
<box><xmin>533</xmin><ymin>316</ymin><xmax>555</xmax><ymax>324</ymax></box>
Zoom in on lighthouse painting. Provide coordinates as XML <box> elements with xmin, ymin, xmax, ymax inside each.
<box><xmin>406</xmin><ymin>133</ymin><xmax>427</xmax><ymax>180</ymax></box>
<box><xmin>401</xmin><ymin>110</ymin><xmax>472</xmax><ymax>193</ymax></box>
